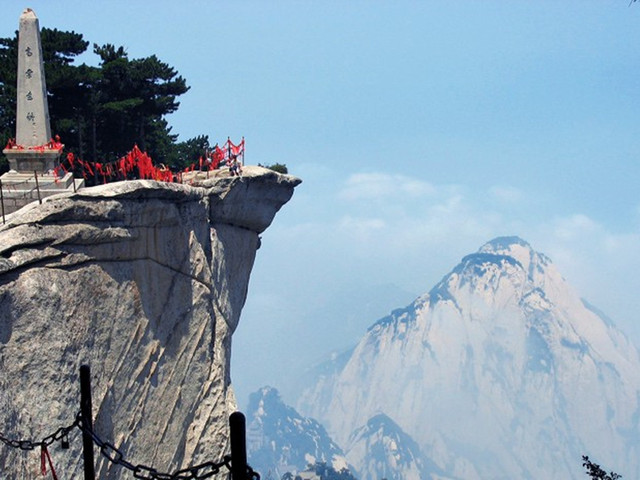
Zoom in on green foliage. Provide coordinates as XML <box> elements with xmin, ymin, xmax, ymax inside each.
<box><xmin>42</xmin><ymin>29</ymin><xmax>97</xmax><ymax>158</ymax></box>
<box><xmin>92</xmin><ymin>42</ymin><xmax>189</xmax><ymax>160</ymax></box>
<box><xmin>309</xmin><ymin>462</ymin><xmax>357</xmax><ymax>480</ymax></box>
<box><xmin>172</xmin><ymin>134</ymin><xmax>211</xmax><ymax>170</ymax></box>
<box><xmin>0</xmin><ymin>28</ymin><xmax>96</xmax><ymax>156</ymax></box>
<box><xmin>0</xmin><ymin>27</ymin><xmax>191</xmax><ymax>165</ymax></box>
<box><xmin>583</xmin><ymin>455</ymin><xmax>622</xmax><ymax>480</ymax></box>
<box><xmin>0</xmin><ymin>34</ymin><xmax>18</xmax><ymax>149</ymax></box>
<box><xmin>281</xmin><ymin>462</ymin><xmax>358</xmax><ymax>480</ymax></box>
<box><xmin>264</xmin><ymin>163</ymin><xmax>288</xmax><ymax>174</ymax></box>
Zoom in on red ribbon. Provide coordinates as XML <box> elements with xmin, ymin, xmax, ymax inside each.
<box><xmin>45</xmin><ymin>137</ymin><xmax>245</xmax><ymax>185</ymax></box>
<box><xmin>40</xmin><ymin>445</ymin><xmax>58</xmax><ymax>480</ymax></box>
<box><xmin>4</xmin><ymin>138</ymin><xmax>64</xmax><ymax>152</ymax></box>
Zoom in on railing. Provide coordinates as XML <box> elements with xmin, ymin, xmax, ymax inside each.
<box><xmin>0</xmin><ymin>168</ymin><xmax>74</xmax><ymax>223</ymax></box>
<box><xmin>0</xmin><ymin>365</ymin><xmax>259</xmax><ymax>480</ymax></box>
<box><xmin>0</xmin><ymin>138</ymin><xmax>246</xmax><ymax>224</ymax></box>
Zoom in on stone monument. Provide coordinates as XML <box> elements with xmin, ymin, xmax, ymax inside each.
<box><xmin>0</xmin><ymin>8</ymin><xmax>80</xmax><ymax>217</ymax></box>
<box><xmin>3</xmin><ymin>8</ymin><xmax>61</xmax><ymax>171</ymax></box>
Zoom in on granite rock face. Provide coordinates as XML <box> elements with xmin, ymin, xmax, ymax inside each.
<box><xmin>0</xmin><ymin>166</ymin><xmax>300</xmax><ymax>478</ymax></box>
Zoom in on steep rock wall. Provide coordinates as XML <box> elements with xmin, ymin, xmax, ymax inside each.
<box><xmin>0</xmin><ymin>167</ymin><xmax>300</xmax><ymax>478</ymax></box>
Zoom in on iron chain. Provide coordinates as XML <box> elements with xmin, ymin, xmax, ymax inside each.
<box><xmin>1</xmin><ymin>411</ymin><xmax>259</xmax><ymax>479</ymax></box>
<box><xmin>77</xmin><ymin>412</ymin><xmax>260</xmax><ymax>479</ymax></box>
<box><xmin>0</xmin><ymin>414</ymin><xmax>79</xmax><ymax>451</ymax></box>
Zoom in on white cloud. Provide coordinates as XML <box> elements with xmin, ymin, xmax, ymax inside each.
<box><xmin>263</xmin><ymin>169</ymin><xmax>640</xmax><ymax>353</ymax></box>
<box><xmin>338</xmin><ymin>215</ymin><xmax>386</xmax><ymax>232</ymax></box>
<box><xmin>489</xmin><ymin>185</ymin><xmax>524</xmax><ymax>203</ymax></box>
<box><xmin>239</xmin><ymin>171</ymin><xmax>640</xmax><ymax>409</ymax></box>
<box><xmin>523</xmin><ymin>213</ymin><xmax>640</xmax><ymax>344</ymax></box>
<box><xmin>338</xmin><ymin>172</ymin><xmax>436</xmax><ymax>201</ymax></box>
<box><xmin>552</xmin><ymin>214</ymin><xmax>599</xmax><ymax>241</ymax></box>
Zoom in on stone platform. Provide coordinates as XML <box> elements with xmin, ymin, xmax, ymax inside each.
<box><xmin>0</xmin><ymin>170</ymin><xmax>83</xmax><ymax>217</ymax></box>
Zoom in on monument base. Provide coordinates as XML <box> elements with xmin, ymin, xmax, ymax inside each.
<box><xmin>0</xmin><ymin>170</ymin><xmax>83</xmax><ymax>217</ymax></box>
<box><xmin>3</xmin><ymin>148</ymin><xmax>62</xmax><ymax>173</ymax></box>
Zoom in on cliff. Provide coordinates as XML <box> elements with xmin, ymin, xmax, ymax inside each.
<box><xmin>0</xmin><ymin>166</ymin><xmax>300</xmax><ymax>478</ymax></box>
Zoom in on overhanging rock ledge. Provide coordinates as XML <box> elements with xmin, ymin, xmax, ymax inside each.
<box><xmin>0</xmin><ymin>165</ymin><xmax>301</xmax><ymax>478</ymax></box>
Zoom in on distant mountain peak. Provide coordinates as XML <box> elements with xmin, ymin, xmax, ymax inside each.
<box><xmin>347</xmin><ymin>413</ymin><xmax>431</xmax><ymax>480</ymax></box>
<box><xmin>479</xmin><ymin>235</ymin><xmax>552</xmax><ymax>278</ymax></box>
<box><xmin>481</xmin><ymin>235</ymin><xmax>531</xmax><ymax>251</ymax></box>
<box><xmin>298</xmin><ymin>237</ymin><xmax>640</xmax><ymax>479</ymax></box>
<box><xmin>427</xmin><ymin>236</ymin><xmax>559</xmax><ymax>311</ymax></box>
<box><xmin>255</xmin><ymin>385</ymin><xmax>279</xmax><ymax>402</ymax></box>
<box><xmin>246</xmin><ymin>386</ymin><xmax>349</xmax><ymax>478</ymax></box>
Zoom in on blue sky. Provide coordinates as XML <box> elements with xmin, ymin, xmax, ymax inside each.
<box><xmin>3</xmin><ymin>1</ymin><xmax>640</xmax><ymax>407</ymax></box>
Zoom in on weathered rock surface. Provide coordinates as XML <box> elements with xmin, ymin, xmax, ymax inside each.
<box><xmin>0</xmin><ymin>166</ymin><xmax>300</xmax><ymax>478</ymax></box>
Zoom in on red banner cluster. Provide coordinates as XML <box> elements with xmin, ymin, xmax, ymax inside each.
<box><xmin>206</xmin><ymin>137</ymin><xmax>245</xmax><ymax>170</ymax></box>
<box><xmin>54</xmin><ymin>145</ymin><xmax>177</xmax><ymax>184</ymax></box>
<box><xmin>4</xmin><ymin>136</ymin><xmax>64</xmax><ymax>153</ymax></box>
<box><xmin>52</xmin><ymin>137</ymin><xmax>245</xmax><ymax>185</ymax></box>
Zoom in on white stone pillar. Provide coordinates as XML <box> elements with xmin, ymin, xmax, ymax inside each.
<box><xmin>3</xmin><ymin>8</ymin><xmax>61</xmax><ymax>172</ymax></box>
<box><xmin>16</xmin><ymin>8</ymin><xmax>52</xmax><ymax>148</ymax></box>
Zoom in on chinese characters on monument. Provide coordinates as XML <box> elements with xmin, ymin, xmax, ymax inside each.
<box><xmin>3</xmin><ymin>8</ymin><xmax>62</xmax><ymax>172</ymax></box>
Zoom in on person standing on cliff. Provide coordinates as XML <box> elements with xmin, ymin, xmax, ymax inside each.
<box><xmin>229</xmin><ymin>155</ymin><xmax>242</xmax><ymax>177</ymax></box>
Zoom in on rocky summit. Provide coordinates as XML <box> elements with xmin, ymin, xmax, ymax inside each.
<box><xmin>0</xmin><ymin>167</ymin><xmax>300</xmax><ymax>479</ymax></box>
<box><xmin>298</xmin><ymin>236</ymin><xmax>640</xmax><ymax>479</ymax></box>
<box><xmin>345</xmin><ymin>413</ymin><xmax>432</xmax><ymax>480</ymax></box>
<box><xmin>246</xmin><ymin>386</ymin><xmax>349</xmax><ymax>478</ymax></box>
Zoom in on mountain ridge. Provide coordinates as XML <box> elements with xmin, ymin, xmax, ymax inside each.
<box><xmin>246</xmin><ymin>386</ymin><xmax>349</xmax><ymax>478</ymax></box>
<box><xmin>297</xmin><ymin>236</ymin><xmax>640</xmax><ymax>479</ymax></box>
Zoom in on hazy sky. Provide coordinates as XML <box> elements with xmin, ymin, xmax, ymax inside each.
<box><xmin>3</xmin><ymin>1</ymin><xmax>640</xmax><ymax>407</ymax></box>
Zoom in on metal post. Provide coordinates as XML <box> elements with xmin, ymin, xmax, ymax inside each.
<box><xmin>72</xmin><ymin>175</ymin><xmax>76</xmax><ymax>192</ymax></box>
<box><xmin>229</xmin><ymin>412</ymin><xmax>247</xmax><ymax>480</ymax></box>
<box><xmin>33</xmin><ymin>170</ymin><xmax>42</xmax><ymax>204</ymax></box>
<box><xmin>0</xmin><ymin>179</ymin><xmax>5</xmax><ymax>224</ymax></box>
<box><xmin>80</xmin><ymin>365</ymin><xmax>96</xmax><ymax>480</ymax></box>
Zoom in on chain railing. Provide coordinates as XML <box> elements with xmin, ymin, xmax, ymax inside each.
<box><xmin>0</xmin><ymin>171</ymin><xmax>45</xmax><ymax>223</ymax></box>
<box><xmin>77</xmin><ymin>410</ymin><xmax>258</xmax><ymax>480</ymax></box>
<box><xmin>0</xmin><ymin>416</ymin><xmax>78</xmax><ymax>451</ymax></box>
<box><xmin>0</xmin><ymin>365</ymin><xmax>259</xmax><ymax>480</ymax></box>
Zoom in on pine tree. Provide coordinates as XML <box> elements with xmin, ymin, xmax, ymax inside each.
<box><xmin>0</xmin><ymin>26</ymin><xmax>192</xmax><ymax>173</ymax></box>
<box><xmin>582</xmin><ymin>455</ymin><xmax>622</xmax><ymax>480</ymax></box>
